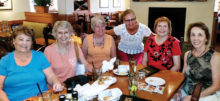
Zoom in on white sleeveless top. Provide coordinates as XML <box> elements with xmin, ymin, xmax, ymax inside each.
<box><xmin>113</xmin><ymin>23</ymin><xmax>151</xmax><ymax>54</ymax></box>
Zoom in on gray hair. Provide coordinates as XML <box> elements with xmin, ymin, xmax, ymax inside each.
<box><xmin>52</xmin><ymin>21</ymin><xmax>74</xmax><ymax>38</ymax></box>
<box><xmin>91</xmin><ymin>15</ymin><xmax>106</xmax><ymax>30</ymax></box>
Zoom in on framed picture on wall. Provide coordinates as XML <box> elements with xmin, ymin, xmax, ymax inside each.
<box><xmin>0</xmin><ymin>0</ymin><xmax>12</xmax><ymax>10</ymax></box>
<box><xmin>100</xmin><ymin>0</ymin><xmax>109</xmax><ymax>8</ymax></box>
<box><xmin>113</xmin><ymin>0</ymin><xmax>121</xmax><ymax>8</ymax></box>
<box><xmin>132</xmin><ymin>0</ymin><xmax>207</xmax><ymax>1</ymax></box>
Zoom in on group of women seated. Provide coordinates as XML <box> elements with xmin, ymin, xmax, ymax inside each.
<box><xmin>0</xmin><ymin>9</ymin><xmax>220</xmax><ymax>101</ymax></box>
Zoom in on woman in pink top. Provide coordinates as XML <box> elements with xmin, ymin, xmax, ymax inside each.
<box><xmin>44</xmin><ymin>21</ymin><xmax>91</xmax><ymax>82</ymax></box>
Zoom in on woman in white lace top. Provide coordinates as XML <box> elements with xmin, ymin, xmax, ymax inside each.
<box><xmin>106</xmin><ymin>9</ymin><xmax>152</xmax><ymax>64</ymax></box>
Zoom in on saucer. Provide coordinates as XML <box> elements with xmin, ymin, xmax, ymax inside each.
<box><xmin>113</xmin><ymin>69</ymin><xmax>128</xmax><ymax>76</ymax></box>
<box><xmin>145</xmin><ymin>77</ymin><xmax>165</xmax><ymax>86</ymax></box>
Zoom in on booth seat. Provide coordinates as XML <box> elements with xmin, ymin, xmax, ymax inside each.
<box><xmin>22</xmin><ymin>21</ymin><xmax>55</xmax><ymax>46</ymax></box>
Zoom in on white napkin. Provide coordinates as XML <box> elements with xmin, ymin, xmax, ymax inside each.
<box><xmin>98</xmin><ymin>88</ymin><xmax>122</xmax><ymax>101</ymax></box>
<box><xmin>74</xmin><ymin>76</ymin><xmax>117</xmax><ymax>100</ymax></box>
<box><xmin>74</xmin><ymin>83</ymin><xmax>91</xmax><ymax>97</ymax></box>
<box><xmin>101</xmin><ymin>57</ymin><xmax>116</xmax><ymax>73</ymax></box>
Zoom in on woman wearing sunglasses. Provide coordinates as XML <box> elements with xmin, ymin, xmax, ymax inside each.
<box><xmin>106</xmin><ymin>9</ymin><xmax>152</xmax><ymax>64</ymax></box>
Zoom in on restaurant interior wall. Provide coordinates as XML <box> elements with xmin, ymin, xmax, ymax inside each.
<box><xmin>0</xmin><ymin>0</ymin><xmax>30</xmax><ymax>21</ymax></box>
<box><xmin>131</xmin><ymin>0</ymin><xmax>215</xmax><ymax>45</ymax></box>
<box><xmin>89</xmin><ymin>0</ymin><xmax>128</xmax><ymax>13</ymax></box>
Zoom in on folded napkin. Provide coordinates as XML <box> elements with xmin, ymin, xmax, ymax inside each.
<box><xmin>74</xmin><ymin>76</ymin><xmax>117</xmax><ymax>100</ymax></box>
<box><xmin>98</xmin><ymin>88</ymin><xmax>122</xmax><ymax>101</ymax></box>
<box><xmin>101</xmin><ymin>57</ymin><xmax>116</xmax><ymax>73</ymax></box>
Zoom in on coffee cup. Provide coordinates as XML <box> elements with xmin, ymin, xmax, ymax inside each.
<box><xmin>118</xmin><ymin>65</ymin><xmax>129</xmax><ymax>75</ymax></box>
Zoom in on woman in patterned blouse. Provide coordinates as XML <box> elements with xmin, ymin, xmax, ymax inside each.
<box><xmin>180</xmin><ymin>22</ymin><xmax>220</xmax><ymax>101</ymax></box>
<box><xmin>142</xmin><ymin>16</ymin><xmax>181</xmax><ymax>71</ymax></box>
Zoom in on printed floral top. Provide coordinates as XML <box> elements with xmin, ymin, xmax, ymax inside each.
<box><xmin>143</xmin><ymin>35</ymin><xmax>181</xmax><ymax>70</ymax></box>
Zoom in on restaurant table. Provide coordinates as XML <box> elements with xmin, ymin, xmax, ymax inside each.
<box><xmin>25</xmin><ymin>62</ymin><xmax>185</xmax><ymax>101</ymax></box>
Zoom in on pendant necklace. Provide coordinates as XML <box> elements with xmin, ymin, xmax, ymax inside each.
<box><xmin>193</xmin><ymin>47</ymin><xmax>207</xmax><ymax>57</ymax></box>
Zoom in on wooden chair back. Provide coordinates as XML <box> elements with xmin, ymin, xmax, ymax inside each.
<box><xmin>191</xmin><ymin>83</ymin><xmax>202</xmax><ymax>101</ymax></box>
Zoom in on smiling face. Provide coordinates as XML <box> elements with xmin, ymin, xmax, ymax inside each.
<box><xmin>156</xmin><ymin>21</ymin><xmax>169</xmax><ymax>37</ymax></box>
<box><xmin>93</xmin><ymin>22</ymin><xmax>105</xmax><ymax>36</ymax></box>
<box><xmin>56</xmin><ymin>27</ymin><xmax>71</xmax><ymax>44</ymax></box>
<box><xmin>190</xmin><ymin>27</ymin><xmax>207</xmax><ymax>49</ymax></box>
<box><xmin>13</xmin><ymin>33</ymin><xmax>32</xmax><ymax>53</ymax></box>
<box><xmin>123</xmin><ymin>13</ymin><xmax>137</xmax><ymax>30</ymax></box>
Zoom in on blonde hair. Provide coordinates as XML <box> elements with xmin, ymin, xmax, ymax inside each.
<box><xmin>52</xmin><ymin>21</ymin><xmax>74</xmax><ymax>38</ymax></box>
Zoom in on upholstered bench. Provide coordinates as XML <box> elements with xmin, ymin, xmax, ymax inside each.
<box><xmin>23</xmin><ymin>21</ymin><xmax>55</xmax><ymax>46</ymax></box>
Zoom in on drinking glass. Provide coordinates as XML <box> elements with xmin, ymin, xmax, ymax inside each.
<box><xmin>129</xmin><ymin>59</ymin><xmax>137</xmax><ymax>76</ymax></box>
<box><xmin>138</xmin><ymin>71</ymin><xmax>145</xmax><ymax>80</ymax></box>
<box><xmin>128</xmin><ymin>75</ymin><xmax>138</xmax><ymax>96</ymax></box>
<box><xmin>92</xmin><ymin>68</ymin><xmax>102</xmax><ymax>81</ymax></box>
<box><xmin>38</xmin><ymin>91</ymin><xmax>52</xmax><ymax>101</ymax></box>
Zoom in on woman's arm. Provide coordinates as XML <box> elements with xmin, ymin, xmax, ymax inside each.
<box><xmin>82</xmin><ymin>37</ymin><xmax>88</xmax><ymax>58</ymax></box>
<box><xmin>43</xmin><ymin>68</ymin><xmax>63</xmax><ymax>92</ymax></box>
<box><xmin>0</xmin><ymin>76</ymin><xmax>9</xmax><ymax>101</ymax></box>
<box><xmin>182</xmin><ymin>51</ymin><xmax>189</xmax><ymax>73</ymax></box>
<box><xmin>142</xmin><ymin>52</ymin><xmax>148</xmax><ymax>66</ymax></box>
<box><xmin>78</xmin><ymin>43</ymin><xmax>92</xmax><ymax>72</ymax></box>
<box><xmin>199</xmin><ymin>52</ymin><xmax>220</xmax><ymax>97</ymax></box>
<box><xmin>110</xmin><ymin>36</ymin><xmax>116</xmax><ymax>58</ymax></box>
<box><xmin>170</xmin><ymin>55</ymin><xmax>180</xmax><ymax>72</ymax></box>
<box><xmin>105</xmin><ymin>29</ymin><xmax>115</xmax><ymax>35</ymax></box>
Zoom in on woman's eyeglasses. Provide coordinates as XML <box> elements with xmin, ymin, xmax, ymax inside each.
<box><xmin>124</xmin><ymin>17</ymin><xmax>136</xmax><ymax>22</ymax></box>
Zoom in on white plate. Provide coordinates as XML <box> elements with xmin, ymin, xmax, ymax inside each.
<box><xmin>145</xmin><ymin>77</ymin><xmax>165</xmax><ymax>86</ymax></box>
<box><xmin>113</xmin><ymin>69</ymin><xmax>128</xmax><ymax>76</ymax></box>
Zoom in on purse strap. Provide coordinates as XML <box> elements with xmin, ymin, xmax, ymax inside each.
<box><xmin>74</xmin><ymin>42</ymin><xmax>80</xmax><ymax>63</ymax></box>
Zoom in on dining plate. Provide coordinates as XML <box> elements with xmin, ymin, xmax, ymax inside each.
<box><xmin>113</xmin><ymin>69</ymin><xmax>128</xmax><ymax>76</ymax></box>
<box><xmin>145</xmin><ymin>77</ymin><xmax>165</xmax><ymax>86</ymax></box>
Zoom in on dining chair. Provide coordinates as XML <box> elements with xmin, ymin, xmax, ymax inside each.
<box><xmin>43</xmin><ymin>23</ymin><xmax>54</xmax><ymax>46</ymax></box>
<box><xmin>36</xmin><ymin>45</ymin><xmax>47</xmax><ymax>52</ymax></box>
<box><xmin>191</xmin><ymin>83</ymin><xmax>202</xmax><ymax>101</ymax></box>
<box><xmin>1</xmin><ymin>20</ymin><xmax>9</xmax><ymax>32</ymax></box>
<box><xmin>0</xmin><ymin>40</ymin><xmax>9</xmax><ymax>59</ymax></box>
<box><xmin>76</xmin><ymin>13</ymin><xmax>87</xmax><ymax>35</ymax></box>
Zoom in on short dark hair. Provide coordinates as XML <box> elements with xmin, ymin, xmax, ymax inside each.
<box><xmin>186</xmin><ymin>22</ymin><xmax>210</xmax><ymax>45</ymax></box>
<box><xmin>12</xmin><ymin>26</ymin><xmax>35</xmax><ymax>43</ymax></box>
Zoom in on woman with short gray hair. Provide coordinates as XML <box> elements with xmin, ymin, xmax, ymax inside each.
<box><xmin>82</xmin><ymin>15</ymin><xmax>116</xmax><ymax>70</ymax></box>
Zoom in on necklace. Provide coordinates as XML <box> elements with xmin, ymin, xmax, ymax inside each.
<box><xmin>93</xmin><ymin>35</ymin><xmax>105</xmax><ymax>47</ymax></box>
<box><xmin>55</xmin><ymin>43</ymin><xmax>71</xmax><ymax>54</ymax></box>
<box><xmin>193</xmin><ymin>47</ymin><xmax>207</xmax><ymax>57</ymax></box>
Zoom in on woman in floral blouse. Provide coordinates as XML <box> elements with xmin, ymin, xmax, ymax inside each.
<box><xmin>142</xmin><ymin>16</ymin><xmax>181</xmax><ymax>71</ymax></box>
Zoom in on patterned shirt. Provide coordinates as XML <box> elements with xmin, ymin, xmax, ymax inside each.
<box><xmin>143</xmin><ymin>35</ymin><xmax>181</xmax><ymax>70</ymax></box>
<box><xmin>183</xmin><ymin>49</ymin><xmax>214</xmax><ymax>95</ymax></box>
